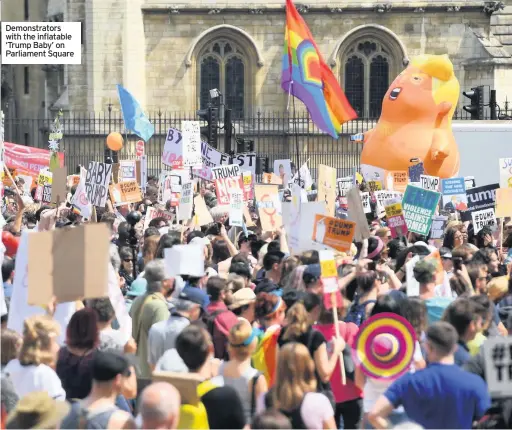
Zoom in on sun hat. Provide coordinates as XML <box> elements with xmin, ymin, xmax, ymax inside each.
<box><xmin>229</xmin><ymin>288</ymin><xmax>256</xmax><ymax>310</ymax></box>
<box><xmin>6</xmin><ymin>391</ymin><xmax>70</xmax><ymax>429</ymax></box>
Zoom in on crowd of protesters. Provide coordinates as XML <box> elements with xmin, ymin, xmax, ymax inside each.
<box><xmin>0</xmin><ymin>174</ymin><xmax>511</xmax><ymax>430</ymax></box>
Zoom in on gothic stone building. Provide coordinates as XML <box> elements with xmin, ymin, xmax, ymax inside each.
<box><xmin>2</xmin><ymin>1</ymin><xmax>512</xmax><ymax>170</ymax></box>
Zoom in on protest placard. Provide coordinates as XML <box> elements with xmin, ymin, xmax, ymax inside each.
<box><xmin>85</xmin><ymin>161</ymin><xmax>112</xmax><ymax>207</ymax></box>
<box><xmin>361</xmin><ymin>192</ymin><xmax>371</xmax><ymax>214</ymax></box>
<box><xmin>460</xmin><ymin>183</ymin><xmax>499</xmax><ymax>221</ymax></box>
<box><xmin>51</xmin><ymin>166</ymin><xmax>67</xmax><ymax>204</ymax></box>
<box><xmin>119</xmin><ymin>160</ymin><xmax>136</xmax><ymax>182</ymax></box>
<box><xmin>192</xmin><ymin>195</ymin><xmax>214</xmax><ymax>227</ymax></box>
<box><xmin>211</xmin><ymin>164</ymin><xmax>241</xmax><ymax>181</ymax></box>
<box><xmin>143</xmin><ymin>207</ymin><xmax>174</xmax><ymax>231</ymax></box>
<box><xmin>387</xmin><ymin>171</ymin><xmax>408</xmax><ymax>193</ymax></box>
<box><xmin>430</xmin><ymin>216</ymin><xmax>448</xmax><ymax>239</ymax></box>
<box><xmin>402</xmin><ymin>185</ymin><xmax>441</xmax><ymax>236</ymax></box>
<box><xmin>312</xmin><ymin>214</ymin><xmax>355</xmax><ymax>252</ymax></box>
<box><xmin>499</xmin><ymin>158</ymin><xmax>512</xmax><ymax>189</ymax></box>
<box><xmin>472</xmin><ymin>208</ymin><xmax>497</xmax><ymax>233</ymax></box>
<box><xmin>420</xmin><ymin>174</ymin><xmax>440</xmax><ymax>191</ymax></box>
<box><xmin>495</xmin><ymin>188</ymin><xmax>512</xmax><ymax>218</ymax></box>
<box><xmin>67</xmin><ymin>174</ymin><xmax>80</xmax><ymax>187</ymax></box>
<box><xmin>42</xmin><ymin>184</ymin><xmax>52</xmax><ymax>203</ymax></box>
<box><xmin>408</xmin><ymin>162</ymin><xmax>424</xmax><ymax>183</ymax></box>
<box><xmin>483</xmin><ymin>336</ymin><xmax>512</xmax><ymax>398</ymax></box>
<box><xmin>164</xmin><ymin>245</ymin><xmax>204</xmax><ymax>278</ymax></box>
<box><xmin>291</xmin><ymin>162</ymin><xmax>313</xmax><ymax>190</ymax></box>
<box><xmin>35</xmin><ymin>170</ymin><xmax>52</xmax><ymax>201</ymax></box>
<box><xmin>337</xmin><ymin>176</ymin><xmax>353</xmax><ymax>197</ymax></box>
<box><xmin>182</xmin><ymin>121</ymin><xmax>202</xmax><ymax>167</ymax></box>
<box><xmin>373</xmin><ymin>190</ymin><xmax>403</xmax><ymax>209</ymax></box>
<box><xmin>465</xmin><ymin>176</ymin><xmax>476</xmax><ymax>190</ymax></box>
<box><xmin>368</xmin><ymin>180</ymin><xmax>383</xmax><ymax>192</ymax></box>
<box><xmin>255</xmin><ymin>185</ymin><xmax>282</xmax><ymax>232</ymax></box>
<box><xmin>27</xmin><ymin>224</ymin><xmax>110</xmax><ymax>305</ymax></box>
<box><xmin>441</xmin><ymin>177</ymin><xmax>467</xmax><ymax>213</ymax></box>
<box><xmin>71</xmin><ymin>167</ymin><xmax>92</xmax><ymax>219</ymax></box>
<box><xmin>242</xmin><ymin>171</ymin><xmax>253</xmax><ymax>200</ymax></box>
<box><xmin>347</xmin><ymin>188</ymin><xmax>371</xmax><ymax>241</ymax></box>
<box><xmin>262</xmin><ymin>172</ymin><xmax>283</xmax><ymax>185</ymax></box>
<box><xmin>178</xmin><ymin>182</ymin><xmax>193</xmax><ymax>222</ymax></box>
<box><xmin>318</xmin><ymin>165</ymin><xmax>337</xmax><ymax>217</ymax></box>
<box><xmin>385</xmin><ymin>202</ymin><xmax>408</xmax><ymax>238</ymax></box>
<box><xmin>229</xmin><ymin>189</ymin><xmax>244</xmax><ymax>227</ymax></box>
<box><xmin>215</xmin><ymin>176</ymin><xmax>245</xmax><ymax>206</ymax></box>
<box><xmin>109</xmin><ymin>180</ymin><xmax>142</xmax><ymax>206</ymax></box>
<box><xmin>274</xmin><ymin>159</ymin><xmax>292</xmax><ymax>185</ymax></box>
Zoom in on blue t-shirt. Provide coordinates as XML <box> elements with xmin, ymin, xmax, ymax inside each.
<box><xmin>425</xmin><ymin>297</ymin><xmax>453</xmax><ymax>325</ymax></box>
<box><xmin>454</xmin><ymin>341</ymin><xmax>472</xmax><ymax>367</ymax></box>
<box><xmin>384</xmin><ymin>363</ymin><xmax>491</xmax><ymax>429</ymax></box>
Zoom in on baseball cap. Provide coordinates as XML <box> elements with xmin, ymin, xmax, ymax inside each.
<box><xmin>439</xmin><ymin>247</ymin><xmax>452</xmax><ymax>259</ymax></box>
<box><xmin>229</xmin><ymin>288</ymin><xmax>256</xmax><ymax>310</ymax></box>
<box><xmin>303</xmin><ymin>264</ymin><xmax>321</xmax><ymax>281</ymax></box>
<box><xmin>178</xmin><ymin>287</ymin><xmax>209</xmax><ymax>309</ymax></box>
<box><xmin>92</xmin><ymin>350</ymin><xmax>136</xmax><ymax>382</ymax></box>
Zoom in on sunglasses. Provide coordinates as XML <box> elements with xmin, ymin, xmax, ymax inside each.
<box><xmin>123</xmin><ymin>258</ymin><xmax>134</xmax><ymax>263</ymax></box>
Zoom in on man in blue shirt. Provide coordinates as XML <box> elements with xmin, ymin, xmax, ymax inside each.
<box><xmin>369</xmin><ymin>321</ymin><xmax>491</xmax><ymax>429</ymax></box>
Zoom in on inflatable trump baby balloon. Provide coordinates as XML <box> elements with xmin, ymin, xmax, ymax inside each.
<box><xmin>361</xmin><ymin>54</ymin><xmax>460</xmax><ymax>179</ymax></box>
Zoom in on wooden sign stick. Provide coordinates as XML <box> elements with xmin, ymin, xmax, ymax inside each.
<box><xmin>331</xmin><ymin>292</ymin><xmax>346</xmax><ymax>385</ymax></box>
<box><xmin>3</xmin><ymin>165</ymin><xmax>23</xmax><ymax>197</ymax></box>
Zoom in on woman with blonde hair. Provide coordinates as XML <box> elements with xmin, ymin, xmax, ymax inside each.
<box><xmin>278</xmin><ymin>303</ymin><xmax>344</xmax><ymax>389</ymax></box>
<box><xmin>262</xmin><ymin>343</ymin><xmax>336</xmax><ymax>429</ymax></box>
<box><xmin>284</xmin><ymin>265</ymin><xmax>307</xmax><ymax>291</ymax></box>
<box><xmin>4</xmin><ymin>315</ymin><xmax>65</xmax><ymax>400</ymax></box>
<box><xmin>1</xmin><ymin>328</ymin><xmax>22</xmax><ymax>373</ymax></box>
<box><xmin>218</xmin><ymin>318</ymin><xmax>268</xmax><ymax>421</ymax></box>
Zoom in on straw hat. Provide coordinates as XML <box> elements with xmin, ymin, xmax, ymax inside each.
<box><xmin>7</xmin><ymin>392</ymin><xmax>70</xmax><ymax>429</ymax></box>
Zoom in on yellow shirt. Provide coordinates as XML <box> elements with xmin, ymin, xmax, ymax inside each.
<box><xmin>467</xmin><ymin>332</ymin><xmax>486</xmax><ymax>356</ymax></box>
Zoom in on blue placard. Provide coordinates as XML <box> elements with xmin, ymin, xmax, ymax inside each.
<box><xmin>402</xmin><ymin>185</ymin><xmax>441</xmax><ymax>236</ymax></box>
<box><xmin>440</xmin><ymin>177</ymin><xmax>466</xmax><ymax>195</ymax></box>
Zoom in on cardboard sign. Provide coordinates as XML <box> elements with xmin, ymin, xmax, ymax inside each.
<box><xmin>51</xmin><ymin>166</ymin><xmax>67</xmax><ymax>204</ymax></box>
<box><xmin>499</xmin><ymin>158</ymin><xmax>512</xmax><ymax>189</ymax></box>
<box><xmin>119</xmin><ymin>160</ymin><xmax>137</xmax><ymax>182</ymax></box>
<box><xmin>36</xmin><ymin>170</ymin><xmax>52</xmax><ymax>201</ymax></box>
<box><xmin>472</xmin><ymin>208</ymin><xmax>497</xmax><ymax>233</ymax></box>
<box><xmin>42</xmin><ymin>184</ymin><xmax>52</xmax><ymax>203</ymax></box>
<box><xmin>387</xmin><ymin>171</ymin><xmax>408</xmax><ymax>193</ymax></box>
<box><xmin>229</xmin><ymin>189</ymin><xmax>244</xmax><ymax>227</ymax></box>
<box><xmin>182</xmin><ymin>121</ymin><xmax>202</xmax><ymax>167</ymax></box>
<box><xmin>211</xmin><ymin>164</ymin><xmax>241</xmax><ymax>181</ymax></box>
<box><xmin>71</xmin><ymin>167</ymin><xmax>92</xmax><ymax>219</ymax></box>
<box><xmin>347</xmin><ymin>188</ymin><xmax>371</xmax><ymax>241</ymax></box>
<box><xmin>242</xmin><ymin>171</ymin><xmax>253</xmax><ymax>200</ymax></box>
<box><xmin>460</xmin><ymin>183</ymin><xmax>499</xmax><ymax>221</ymax></box>
<box><xmin>262</xmin><ymin>172</ymin><xmax>283</xmax><ymax>185</ymax></box>
<box><xmin>27</xmin><ymin>224</ymin><xmax>110</xmax><ymax>305</ymax></box>
<box><xmin>109</xmin><ymin>180</ymin><xmax>143</xmax><ymax>206</ymax></box>
<box><xmin>420</xmin><ymin>175</ymin><xmax>440</xmax><ymax>191</ymax></box>
<box><xmin>319</xmin><ymin>249</ymin><xmax>338</xmax><ymax>294</ymax></box>
<box><xmin>496</xmin><ymin>188</ymin><xmax>512</xmax><ymax>218</ymax></box>
<box><xmin>318</xmin><ymin>164</ymin><xmax>337</xmax><ymax>217</ymax></box>
<box><xmin>430</xmin><ymin>216</ymin><xmax>448</xmax><ymax>240</ymax></box>
<box><xmin>441</xmin><ymin>177</ymin><xmax>468</xmax><ymax>213</ymax></box>
<box><xmin>273</xmin><ymin>159</ymin><xmax>292</xmax><ymax>185</ymax></box>
<box><xmin>85</xmin><ymin>161</ymin><xmax>112</xmax><ymax>207</ymax></box>
<box><xmin>312</xmin><ymin>214</ymin><xmax>355</xmax><ymax>252</ymax></box>
<box><xmin>192</xmin><ymin>195</ymin><xmax>214</xmax><ymax>227</ymax></box>
<box><xmin>374</xmin><ymin>191</ymin><xmax>403</xmax><ymax>210</ymax></box>
<box><xmin>483</xmin><ymin>336</ymin><xmax>512</xmax><ymax>399</ymax></box>
<box><xmin>402</xmin><ymin>185</ymin><xmax>441</xmax><ymax>236</ymax></box>
<box><xmin>255</xmin><ymin>184</ymin><xmax>282</xmax><ymax>232</ymax></box>
<box><xmin>164</xmin><ymin>245</ymin><xmax>204</xmax><ymax>278</ymax></box>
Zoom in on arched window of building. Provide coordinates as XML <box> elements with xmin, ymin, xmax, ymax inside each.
<box><xmin>198</xmin><ymin>40</ymin><xmax>246</xmax><ymax>119</ymax></box>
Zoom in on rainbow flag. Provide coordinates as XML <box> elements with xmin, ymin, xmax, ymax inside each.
<box><xmin>251</xmin><ymin>325</ymin><xmax>281</xmax><ymax>387</ymax></box>
<box><xmin>282</xmin><ymin>0</ymin><xmax>357</xmax><ymax>138</ymax></box>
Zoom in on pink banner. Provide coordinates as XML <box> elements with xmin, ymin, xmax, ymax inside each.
<box><xmin>3</xmin><ymin>142</ymin><xmax>64</xmax><ymax>177</ymax></box>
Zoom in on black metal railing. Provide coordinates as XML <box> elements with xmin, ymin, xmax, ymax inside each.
<box><xmin>4</xmin><ymin>100</ymin><xmax>511</xmax><ymax>180</ymax></box>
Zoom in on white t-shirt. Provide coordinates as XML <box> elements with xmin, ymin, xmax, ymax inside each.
<box><xmin>363</xmin><ymin>340</ymin><xmax>423</xmax><ymax>412</ymax></box>
<box><xmin>4</xmin><ymin>359</ymin><xmax>66</xmax><ymax>400</ymax></box>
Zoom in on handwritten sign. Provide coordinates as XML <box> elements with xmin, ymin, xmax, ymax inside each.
<box><xmin>337</xmin><ymin>176</ymin><xmax>352</xmax><ymax>197</ymax></box>
<box><xmin>229</xmin><ymin>189</ymin><xmax>244</xmax><ymax>227</ymax></box>
<box><xmin>109</xmin><ymin>180</ymin><xmax>142</xmax><ymax>206</ymax></box>
<box><xmin>119</xmin><ymin>160</ymin><xmax>136</xmax><ymax>182</ymax></box>
<box><xmin>499</xmin><ymin>158</ymin><xmax>512</xmax><ymax>189</ymax></box>
<box><xmin>368</xmin><ymin>180</ymin><xmax>383</xmax><ymax>192</ymax></box>
<box><xmin>85</xmin><ymin>161</ymin><xmax>112</xmax><ymax>207</ymax></box>
<box><xmin>385</xmin><ymin>202</ymin><xmax>408</xmax><ymax>238</ymax></box>
<box><xmin>182</xmin><ymin>121</ymin><xmax>202</xmax><ymax>167</ymax></box>
<box><xmin>361</xmin><ymin>192</ymin><xmax>371</xmax><ymax>214</ymax></box>
<box><xmin>212</xmin><ymin>164</ymin><xmax>244</xmax><ymax>206</ymax></box>
<box><xmin>387</xmin><ymin>171</ymin><xmax>408</xmax><ymax>193</ymax></box>
<box><xmin>472</xmin><ymin>208</ymin><xmax>497</xmax><ymax>233</ymax></box>
<box><xmin>312</xmin><ymin>214</ymin><xmax>356</xmax><ymax>252</ymax></box>
<box><xmin>178</xmin><ymin>182</ymin><xmax>193</xmax><ymax>221</ymax></box>
<box><xmin>420</xmin><ymin>174</ymin><xmax>440</xmax><ymax>191</ymax></box>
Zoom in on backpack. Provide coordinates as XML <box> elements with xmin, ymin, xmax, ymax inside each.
<box><xmin>177</xmin><ymin>380</ymin><xmax>217</xmax><ymax>429</ymax></box>
<box><xmin>204</xmin><ymin>309</ymin><xmax>230</xmax><ymax>360</ymax></box>
<box><xmin>344</xmin><ymin>298</ymin><xmax>376</xmax><ymax>326</ymax></box>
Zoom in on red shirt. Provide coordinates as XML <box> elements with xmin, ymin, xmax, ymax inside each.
<box><xmin>313</xmin><ymin>321</ymin><xmax>362</xmax><ymax>403</ymax></box>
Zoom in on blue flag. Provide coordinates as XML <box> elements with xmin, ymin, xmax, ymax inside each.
<box><xmin>116</xmin><ymin>84</ymin><xmax>155</xmax><ymax>142</ymax></box>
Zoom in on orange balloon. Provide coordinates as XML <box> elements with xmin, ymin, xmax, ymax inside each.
<box><xmin>106</xmin><ymin>132</ymin><xmax>124</xmax><ymax>151</ymax></box>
